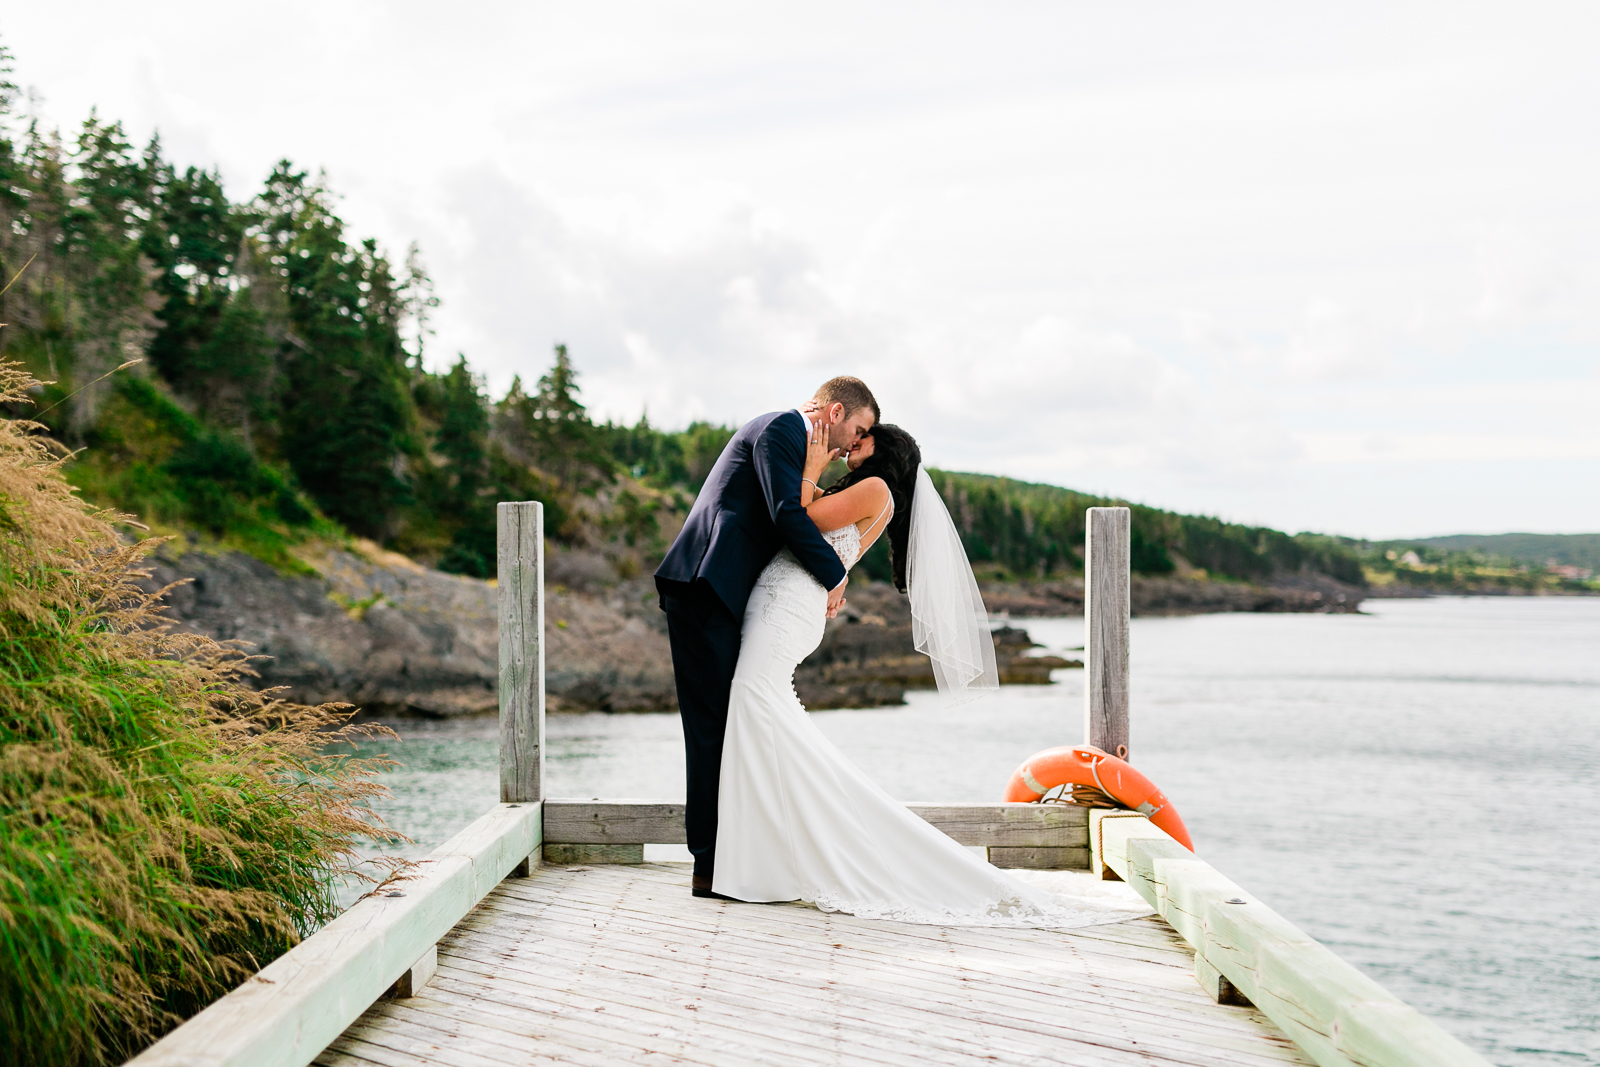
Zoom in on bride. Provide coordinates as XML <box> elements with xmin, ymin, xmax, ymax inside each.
<box><xmin>712</xmin><ymin>422</ymin><xmax>1119</xmax><ymax>927</ymax></box>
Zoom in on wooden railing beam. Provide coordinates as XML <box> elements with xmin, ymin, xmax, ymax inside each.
<box><xmin>127</xmin><ymin>803</ymin><xmax>542</xmax><ymax>1067</ymax></box>
<box><xmin>1091</xmin><ymin>812</ymin><xmax>1492</xmax><ymax>1067</ymax></box>
<box><xmin>129</xmin><ymin>501</ymin><xmax>554</xmax><ymax>1066</ymax></box>
<box><xmin>542</xmin><ymin>799</ymin><xmax>1089</xmax><ymax>867</ymax></box>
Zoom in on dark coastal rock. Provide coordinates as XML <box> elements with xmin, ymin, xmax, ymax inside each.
<box><xmin>144</xmin><ymin>542</ymin><xmax>677</xmax><ymax>716</ymax></box>
<box><xmin>992</xmin><ymin>626</ymin><xmax>1081</xmax><ymax>683</ymax></box>
<box><xmin>792</xmin><ymin>583</ymin><xmax>1078</xmax><ymax>709</ymax></box>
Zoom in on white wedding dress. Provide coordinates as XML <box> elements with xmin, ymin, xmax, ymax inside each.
<box><xmin>713</xmin><ymin>520</ymin><xmax>1141</xmax><ymax>928</ymax></box>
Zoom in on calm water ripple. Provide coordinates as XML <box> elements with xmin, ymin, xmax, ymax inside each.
<box><xmin>344</xmin><ymin>596</ymin><xmax>1599</xmax><ymax>1066</ymax></box>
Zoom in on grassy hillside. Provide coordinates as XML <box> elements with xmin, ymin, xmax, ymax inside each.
<box><xmin>1401</xmin><ymin>533</ymin><xmax>1600</xmax><ymax>572</ymax></box>
<box><xmin>850</xmin><ymin>471</ymin><xmax>1366</xmax><ymax>586</ymax></box>
<box><xmin>1348</xmin><ymin>537</ymin><xmax>1597</xmax><ymax>592</ymax></box>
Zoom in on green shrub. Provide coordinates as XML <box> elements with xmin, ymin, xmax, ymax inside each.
<box><xmin>64</xmin><ymin>376</ymin><xmax>329</xmax><ymax>573</ymax></box>
<box><xmin>0</xmin><ymin>363</ymin><xmax>401</xmax><ymax>1066</ymax></box>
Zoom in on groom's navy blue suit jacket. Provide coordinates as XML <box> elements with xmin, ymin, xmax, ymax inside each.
<box><xmin>655</xmin><ymin>410</ymin><xmax>847</xmax><ymax>620</ymax></box>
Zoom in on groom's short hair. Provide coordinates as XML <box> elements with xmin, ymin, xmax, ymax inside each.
<box><xmin>813</xmin><ymin>377</ymin><xmax>880</xmax><ymax>423</ymax></box>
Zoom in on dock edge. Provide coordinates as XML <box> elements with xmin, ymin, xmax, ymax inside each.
<box><xmin>124</xmin><ymin>802</ymin><xmax>543</xmax><ymax>1067</ymax></box>
<box><xmin>1091</xmin><ymin>809</ymin><xmax>1491</xmax><ymax>1067</ymax></box>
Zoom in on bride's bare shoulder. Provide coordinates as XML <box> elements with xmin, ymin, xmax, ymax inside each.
<box><xmin>840</xmin><ymin>477</ymin><xmax>892</xmax><ymax>524</ymax></box>
<box><xmin>835</xmin><ymin>475</ymin><xmax>889</xmax><ymax>506</ymax></box>
<box><xmin>841</xmin><ymin>474</ymin><xmax>887</xmax><ymax>491</ymax></box>
<box><xmin>806</xmin><ymin>476</ymin><xmax>891</xmax><ymax>531</ymax></box>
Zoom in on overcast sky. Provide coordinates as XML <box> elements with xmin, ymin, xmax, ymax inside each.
<box><xmin>6</xmin><ymin>3</ymin><xmax>1597</xmax><ymax>539</ymax></box>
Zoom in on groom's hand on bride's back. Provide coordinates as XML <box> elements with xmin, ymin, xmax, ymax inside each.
<box><xmin>826</xmin><ymin>576</ymin><xmax>847</xmax><ymax>618</ymax></box>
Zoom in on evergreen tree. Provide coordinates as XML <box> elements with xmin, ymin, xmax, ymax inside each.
<box><xmin>434</xmin><ymin>355</ymin><xmax>488</xmax><ymax>498</ymax></box>
<box><xmin>140</xmin><ymin>154</ymin><xmax>278</xmax><ymax>440</ymax></box>
<box><xmin>490</xmin><ymin>349</ymin><xmax>597</xmax><ymax>541</ymax></box>
<box><xmin>256</xmin><ymin>163</ymin><xmax>416</xmax><ymax>537</ymax></box>
<box><xmin>0</xmin><ymin>42</ymin><xmax>23</xmax><ymax>214</ymax></box>
<box><xmin>0</xmin><ymin>111</ymin><xmax>160</xmax><ymax>439</ymax></box>
<box><xmin>430</xmin><ymin>356</ymin><xmax>496</xmax><ymax>576</ymax></box>
<box><xmin>403</xmin><ymin>241</ymin><xmax>438</xmax><ymax>365</ymax></box>
<box><xmin>523</xmin><ymin>343</ymin><xmax>612</xmax><ymax>493</ymax></box>
<box><xmin>534</xmin><ymin>343</ymin><xmax>585</xmax><ymax>422</ymax></box>
<box><xmin>0</xmin><ymin>44</ymin><xmax>28</xmax><ymax>363</ymax></box>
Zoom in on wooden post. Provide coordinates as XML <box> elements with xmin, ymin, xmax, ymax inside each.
<box><xmin>498</xmin><ymin>502</ymin><xmax>544</xmax><ymax>805</ymax></box>
<box><xmin>1084</xmin><ymin>506</ymin><xmax>1130</xmax><ymax>760</ymax></box>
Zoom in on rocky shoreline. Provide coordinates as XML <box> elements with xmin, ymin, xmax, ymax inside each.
<box><xmin>144</xmin><ymin>542</ymin><xmax>1361</xmax><ymax>716</ymax></box>
<box><xmin>144</xmin><ymin>541</ymin><xmax>676</xmax><ymax>717</ymax></box>
<box><xmin>979</xmin><ymin>573</ymin><xmax>1365</xmax><ymax>617</ymax></box>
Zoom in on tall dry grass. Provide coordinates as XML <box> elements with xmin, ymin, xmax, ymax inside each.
<box><xmin>0</xmin><ymin>361</ymin><xmax>403</xmax><ymax>1066</ymax></box>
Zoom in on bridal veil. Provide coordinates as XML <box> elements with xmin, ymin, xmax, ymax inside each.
<box><xmin>906</xmin><ymin>465</ymin><xmax>999</xmax><ymax>704</ymax></box>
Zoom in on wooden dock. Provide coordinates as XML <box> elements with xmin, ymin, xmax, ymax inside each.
<box><xmin>317</xmin><ymin>861</ymin><xmax>1313</xmax><ymax>1067</ymax></box>
<box><xmin>129</xmin><ymin>504</ymin><xmax>1493</xmax><ymax>1067</ymax></box>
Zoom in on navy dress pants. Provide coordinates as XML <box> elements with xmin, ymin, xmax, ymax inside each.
<box><xmin>662</xmin><ymin>580</ymin><xmax>743</xmax><ymax>880</ymax></box>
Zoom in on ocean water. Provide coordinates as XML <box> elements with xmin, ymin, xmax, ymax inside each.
<box><xmin>344</xmin><ymin>596</ymin><xmax>1600</xmax><ymax>1066</ymax></box>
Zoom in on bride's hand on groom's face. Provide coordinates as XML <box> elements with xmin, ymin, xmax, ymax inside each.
<box><xmin>804</xmin><ymin>418</ymin><xmax>840</xmax><ymax>484</ymax></box>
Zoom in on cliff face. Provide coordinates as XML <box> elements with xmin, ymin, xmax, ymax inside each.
<box><xmin>146</xmin><ymin>542</ymin><xmax>678</xmax><ymax>716</ymax></box>
<box><xmin>149</xmin><ymin>544</ymin><xmax>496</xmax><ymax>716</ymax></box>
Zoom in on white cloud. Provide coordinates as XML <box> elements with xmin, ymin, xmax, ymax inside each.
<box><xmin>425</xmin><ymin>167</ymin><xmax>892</xmax><ymax>426</ymax></box>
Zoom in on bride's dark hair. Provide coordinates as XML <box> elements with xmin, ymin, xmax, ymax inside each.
<box><xmin>822</xmin><ymin>423</ymin><xmax>922</xmax><ymax>592</ymax></box>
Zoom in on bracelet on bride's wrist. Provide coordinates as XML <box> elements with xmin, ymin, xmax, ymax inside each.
<box><xmin>802</xmin><ymin>478</ymin><xmax>819</xmax><ymax>490</ymax></box>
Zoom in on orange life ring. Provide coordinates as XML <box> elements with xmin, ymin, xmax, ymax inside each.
<box><xmin>1003</xmin><ymin>745</ymin><xmax>1194</xmax><ymax>851</ymax></box>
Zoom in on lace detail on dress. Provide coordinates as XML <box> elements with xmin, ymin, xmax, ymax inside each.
<box><xmin>824</xmin><ymin>523</ymin><xmax>862</xmax><ymax>571</ymax></box>
<box><xmin>754</xmin><ymin>523</ymin><xmax>863</xmax><ymax>600</ymax></box>
<box><xmin>754</xmin><ymin>548</ymin><xmax>812</xmax><ymax>592</ymax></box>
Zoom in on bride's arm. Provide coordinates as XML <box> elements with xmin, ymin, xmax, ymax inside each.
<box><xmin>799</xmin><ymin>416</ymin><xmax>836</xmax><ymax>507</ymax></box>
<box><xmin>806</xmin><ymin>477</ymin><xmax>889</xmax><ymax>535</ymax></box>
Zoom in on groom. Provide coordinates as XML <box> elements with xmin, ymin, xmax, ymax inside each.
<box><xmin>655</xmin><ymin>377</ymin><xmax>879</xmax><ymax>897</ymax></box>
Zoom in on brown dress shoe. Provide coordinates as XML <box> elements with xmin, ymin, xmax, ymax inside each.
<box><xmin>691</xmin><ymin>874</ymin><xmax>738</xmax><ymax>901</ymax></box>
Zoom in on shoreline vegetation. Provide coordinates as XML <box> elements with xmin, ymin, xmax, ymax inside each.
<box><xmin>0</xmin><ymin>364</ymin><xmax>402</xmax><ymax>1067</ymax></box>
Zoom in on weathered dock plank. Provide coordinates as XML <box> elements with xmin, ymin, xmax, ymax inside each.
<box><xmin>448</xmin><ymin>884</ymin><xmax>1292</xmax><ymax>1066</ymax></box>
<box><xmin>441</xmin><ymin>921</ymin><xmax>1300</xmax><ymax>1065</ymax></box>
<box><xmin>319</xmin><ymin>862</ymin><xmax>1313</xmax><ymax>1067</ymax></box>
<box><xmin>481</xmin><ymin>880</ymin><xmax>1285</xmax><ymax>1040</ymax></box>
